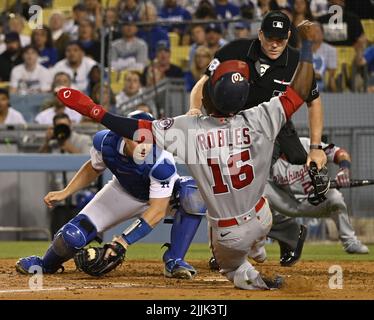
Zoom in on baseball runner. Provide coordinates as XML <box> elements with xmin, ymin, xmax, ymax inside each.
<box><xmin>265</xmin><ymin>137</ymin><xmax>369</xmax><ymax>254</ymax></box>
<box><xmin>189</xmin><ymin>11</ymin><xmax>327</xmax><ymax>266</ymax></box>
<box><xmin>57</xmin><ymin>20</ymin><xmax>318</xmax><ymax>290</ymax></box>
<box><xmin>16</xmin><ymin>111</ymin><xmax>206</xmax><ymax>279</ymax></box>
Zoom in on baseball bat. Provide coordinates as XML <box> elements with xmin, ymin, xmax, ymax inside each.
<box><xmin>330</xmin><ymin>179</ymin><xmax>374</xmax><ymax>189</ymax></box>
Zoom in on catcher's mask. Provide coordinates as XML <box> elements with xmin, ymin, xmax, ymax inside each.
<box><xmin>207</xmin><ymin>60</ymin><xmax>250</xmax><ymax>116</ymax></box>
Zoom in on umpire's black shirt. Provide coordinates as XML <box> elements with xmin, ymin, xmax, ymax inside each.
<box><xmin>205</xmin><ymin>38</ymin><xmax>319</xmax><ymax>108</ymax></box>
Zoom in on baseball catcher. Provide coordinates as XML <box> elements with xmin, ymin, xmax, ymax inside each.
<box><xmin>265</xmin><ymin>137</ymin><xmax>369</xmax><ymax>254</ymax></box>
<box><xmin>16</xmin><ymin>111</ymin><xmax>206</xmax><ymax>279</ymax></box>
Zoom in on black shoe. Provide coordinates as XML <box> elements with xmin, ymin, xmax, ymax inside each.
<box><xmin>208</xmin><ymin>256</ymin><xmax>220</xmax><ymax>271</ymax></box>
<box><xmin>262</xmin><ymin>275</ymin><xmax>284</xmax><ymax>290</ymax></box>
<box><xmin>280</xmin><ymin>224</ymin><xmax>308</xmax><ymax>267</ymax></box>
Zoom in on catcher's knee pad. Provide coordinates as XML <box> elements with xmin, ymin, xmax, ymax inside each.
<box><xmin>178</xmin><ymin>177</ymin><xmax>206</xmax><ymax>215</ymax></box>
<box><xmin>59</xmin><ymin>214</ymin><xmax>97</xmax><ymax>249</ymax></box>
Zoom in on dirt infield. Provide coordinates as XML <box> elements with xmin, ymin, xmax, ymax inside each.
<box><xmin>1</xmin><ymin>259</ymin><xmax>374</xmax><ymax>299</ymax></box>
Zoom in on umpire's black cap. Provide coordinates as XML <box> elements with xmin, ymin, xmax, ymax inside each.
<box><xmin>261</xmin><ymin>11</ymin><xmax>291</xmax><ymax>39</ymax></box>
<box><xmin>209</xmin><ymin>60</ymin><xmax>250</xmax><ymax>115</ymax></box>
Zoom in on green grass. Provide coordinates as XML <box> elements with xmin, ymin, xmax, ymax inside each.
<box><xmin>1</xmin><ymin>241</ymin><xmax>373</xmax><ymax>261</ymax></box>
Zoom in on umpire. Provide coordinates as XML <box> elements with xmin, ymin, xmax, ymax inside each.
<box><xmin>189</xmin><ymin>11</ymin><xmax>327</xmax><ymax>267</ymax></box>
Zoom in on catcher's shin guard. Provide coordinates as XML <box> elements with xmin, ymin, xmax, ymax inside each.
<box><xmin>42</xmin><ymin>214</ymin><xmax>97</xmax><ymax>272</ymax></box>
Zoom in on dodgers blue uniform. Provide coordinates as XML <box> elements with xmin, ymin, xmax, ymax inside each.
<box><xmin>16</xmin><ymin>122</ymin><xmax>206</xmax><ymax>278</ymax></box>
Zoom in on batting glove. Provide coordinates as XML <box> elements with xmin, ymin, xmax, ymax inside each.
<box><xmin>335</xmin><ymin>168</ymin><xmax>350</xmax><ymax>188</ymax></box>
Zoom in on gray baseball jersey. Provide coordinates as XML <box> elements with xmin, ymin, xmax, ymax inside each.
<box><xmin>270</xmin><ymin>137</ymin><xmax>340</xmax><ymax>200</ymax></box>
<box><xmin>152</xmin><ymin>91</ymin><xmax>302</xmax><ymax>219</ymax></box>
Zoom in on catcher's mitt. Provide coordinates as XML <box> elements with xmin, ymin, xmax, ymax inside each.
<box><xmin>308</xmin><ymin>162</ymin><xmax>330</xmax><ymax>206</ymax></box>
<box><xmin>74</xmin><ymin>241</ymin><xmax>126</xmax><ymax>277</ymax></box>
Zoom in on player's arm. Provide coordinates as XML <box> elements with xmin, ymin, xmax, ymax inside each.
<box><xmin>332</xmin><ymin>146</ymin><xmax>352</xmax><ymax>188</ymax></box>
<box><xmin>44</xmin><ymin>160</ymin><xmax>102</xmax><ymax>208</ymax></box>
<box><xmin>111</xmin><ymin>197</ymin><xmax>171</xmax><ymax>253</ymax></box>
<box><xmin>273</xmin><ymin>21</ymin><xmax>315</xmax><ymax>127</ymax></box>
<box><xmin>188</xmin><ymin>74</ymin><xmax>208</xmax><ymax>115</ymax></box>
<box><xmin>306</xmin><ymin>96</ymin><xmax>327</xmax><ymax>169</ymax></box>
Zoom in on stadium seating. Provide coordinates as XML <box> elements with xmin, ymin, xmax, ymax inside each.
<box><xmin>362</xmin><ymin>19</ymin><xmax>374</xmax><ymax>44</ymax></box>
<box><xmin>335</xmin><ymin>46</ymin><xmax>355</xmax><ymax>91</ymax></box>
<box><xmin>110</xmin><ymin>69</ymin><xmax>127</xmax><ymax>94</ymax></box>
<box><xmin>170</xmin><ymin>46</ymin><xmax>190</xmax><ymax>70</ymax></box>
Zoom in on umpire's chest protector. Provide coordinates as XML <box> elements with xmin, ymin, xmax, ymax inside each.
<box><xmin>101</xmin><ymin>132</ymin><xmax>152</xmax><ymax>201</ymax></box>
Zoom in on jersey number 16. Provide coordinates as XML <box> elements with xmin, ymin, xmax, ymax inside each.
<box><xmin>207</xmin><ymin>150</ymin><xmax>254</xmax><ymax>194</ymax></box>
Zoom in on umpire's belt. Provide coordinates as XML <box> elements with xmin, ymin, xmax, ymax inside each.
<box><xmin>208</xmin><ymin>197</ymin><xmax>266</xmax><ymax>228</ymax></box>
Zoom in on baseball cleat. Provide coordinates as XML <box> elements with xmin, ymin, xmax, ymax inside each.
<box><xmin>262</xmin><ymin>275</ymin><xmax>284</xmax><ymax>290</ymax></box>
<box><xmin>280</xmin><ymin>224</ymin><xmax>308</xmax><ymax>267</ymax></box>
<box><xmin>164</xmin><ymin>259</ymin><xmax>197</xmax><ymax>279</ymax></box>
<box><xmin>208</xmin><ymin>256</ymin><xmax>220</xmax><ymax>271</ymax></box>
<box><xmin>16</xmin><ymin>256</ymin><xmax>64</xmax><ymax>274</ymax></box>
<box><xmin>344</xmin><ymin>241</ymin><xmax>369</xmax><ymax>254</ymax></box>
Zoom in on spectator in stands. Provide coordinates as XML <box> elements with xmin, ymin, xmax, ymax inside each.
<box><xmin>10</xmin><ymin>45</ymin><xmax>52</xmax><ymax>94</ymax></box>
<box><xmin>185</xmin><ymin>45</ymin><xmax>213</xmax><ymax>92</ymax></box>
<box><xmin>77</xmin><ymin>19</ymin><xmax>101</xmax><ymax>63</ymax></box>
<box><xmin>138</xmin><ymin>1</ymin><xmax>170</xmax><ymax>60</ymax></box>
<box><xmin>144</xmin><ymin>64</ymin><xmax>165</xmax><ymax>87</ymax></box>
<box><xmin>291</xmin><ymin>0</ymin><xmax>313</xmax><ymax>47</ymax></box>
<box><xmin>35</xmin><ymin>72</ymin><xmax>82</xmax><ymax>125</ymax></box>
<box><xmin>312</xmin><ymin>23</ymin><xmax>337</xmax><ymax>92</ymax></box>
<box><xmin>194</xmin><ymin>0</ymin><xmax>217</xmax><ymax>20</ymax></box>
<box><xmin>117</xmin><ymin>0</ymin><xmax>140</xmax><ymax>23</ymax></box>
<box><xmin>39</xmin><ymin>113</ymin><xmax>91</xmax><ymax>154</ymax></box>
<box><xmin>111</xmin><ymin>15</ymin><xmax>149</xmax><ymax>72</ymax></box>
<box><xmin>0</xmin><ymin>88</ymin><xmax>26</xmax><ymax>125</ymax></box>
<box><xmin>142</xmin><ymin>40</ymin><xmax>184</xmax><ymax>85</ymax></box>
<box><xmin>254</xmin><ymin>0</ymin><xmax>271</xmax><ymax>18</ymax></box>
<box><xmin>81</xmin><ymin>83</ymin><xmax>116</xmax><ymax>123</ymax></box>
<box><xmin>0</xmin><ymin>32</ymin><xmax>23</xmax><ymax>82</ymax></box>
<box><xmin>270</xmin><ymin>0</ymin><xmax>292</xmax><ymax>10</ymax></box>
<box><xmin>233</xmin><ymin>21</ymin><xmax>251</xmax><ymax>39</ymax></box>
<box><xmin>87</xmin><ymin>65</ymin><xmax>101</xmax><ymax>97</ymax></box>
<box><xmin>205</xmin><ymin>23</ymin><xmax>227</xmax><ymax>56</ymax></box>
<box><xmin>318</xmin><ymin>0</ymin><xmax>366</xmax><ymax>49</ymax></box>
<box><xmin>53</xmin><ymin>41</ymin><xmax>97</xmax><ymax>93</ymax></box>
<box><xmin>8</xmin><ymin>14</ymin><xmax>30</xmax><ymax>48</ymax></box>
<box><xmin>363</xmin><ymin>46</ymin><xmax>374</xmax><ymax>93</ymax></box>
<box><xmin>310</xmin><ymin>0</ymin><xmax>328</xmax><ymax>17</ymax></box>
<box><xmin>31</xmin><ymin>26</ymin><xmax>58</xmax><ymax>68</ymax></box>
<box><xmin>189</xmin><ymin>24</ymin><xmax>207</xmax><ymax>66</ymax></box>
<box><xmin>84</xmin><ymin>0</ymin><xmax>103</xmax><ymax>29</ymax></box>
<box><xmin>116</xmin><ymin>70</ymin><xmax>144</xmax><ymax>110</ymax></box>
<box><xmin>134</xmin><ymin>102</ymin><xmax>153</xmax><ymax>114</ymax></box>
<box><xmin>49</xmin><ymin>12</ymin><xmax>70</xmax><ymax>61</ymax></box>
<box><xmin>215</xmin><ymin>0</ymin><xmax>240</xmax><ymax>20</ymax></box>
<box><xmin>159</xmin><ymin>0</ymin><xmax>192</xmax><ymax>36</ymax></box>
<box><xmin>64</xmin><ymin>4</ymin><xmax>89</xmax><ymax>40</ymax></box>
<box><xmin>292</xmin><ymin>0</ymin><xmax>314</xmax><ymax>30</ymax></box>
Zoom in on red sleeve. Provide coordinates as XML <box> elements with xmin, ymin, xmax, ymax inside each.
<box><xmin>279</xmin><ymin>87</ymin><xmax>304</xmax><ymax>120</ymax></box>
<box><xmin>138</xmin><ymin>119</ymin><xmax>155</xmax><ymax>143</ymax></box>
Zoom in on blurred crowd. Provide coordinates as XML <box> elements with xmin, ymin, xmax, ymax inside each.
<box><xmin>0</xmin><ymin>0</ymin><xmax>373</xmax><ymax>127</ymax></box>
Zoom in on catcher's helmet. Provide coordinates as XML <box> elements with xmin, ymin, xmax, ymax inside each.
<box><xmin>127</xmin><ymin>110</ymin><xmax>155</xmax><ymax>121</ymax></box>
<box><xmin>208</xmin><ymin>60</ymin><xmax>250</xmax><ymax>115</ymax></box>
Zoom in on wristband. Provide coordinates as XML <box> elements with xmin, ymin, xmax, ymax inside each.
<box><xmin>339</xmin><ymin>160</ymin><xmax>351</xmax><ymax>169</ymax></box>
<box><xmin>310</xmin><ymin>144</ymin><xmax>323</xmax><ymax>150</ymax></box>
<box><xmin>300</xmin><ymin>40</ymin><xmax>313</xmax><ymax>63</ymax></box>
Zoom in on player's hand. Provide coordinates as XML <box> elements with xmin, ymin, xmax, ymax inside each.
<box><xmin>56</xmin><ymin>88</ymin><xmax>106</xmax><ymax>122</ymax></box>
<box><xmin>104</xmin><ymin>236</ymin><xmax>128</xmax><ymax>260</ymax></box>
<box><xmin>45</xmin><ymin>127</ymin><xmax>54</xmax><ymax>141</ymax></box>
<box><xmin>44</xmin><ymin>190</ymin><xmax>69</xmax><ymax>208</ymax></box>
<box><xmin>335</xmin><ymin>168</ymin><xmax>350</xmax><ymax>188</ymax></box>
<box><xmin>186</xmin><ymin>108</ymin><xmax>202</xmax><ymax>116</ymax></box>
<box><xmin>307</xmin><ymin>149</ymin><xmax>327</xmax><ymax>170</ymax></box>
<box><xmin>296</xmin><ymin>20</ymin><xmax>316</xmax><ymax>41</ymax></box>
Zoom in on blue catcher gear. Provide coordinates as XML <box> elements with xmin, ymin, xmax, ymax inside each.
<box><xmin>16</xmin><ymin>214</ymin><xmax>97</xmax><ymax>274</ymax></box>
<box><xmin>163</xmin><ymin>177</ymin><xmax>207</xmax><ymax>279</ymax></box>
